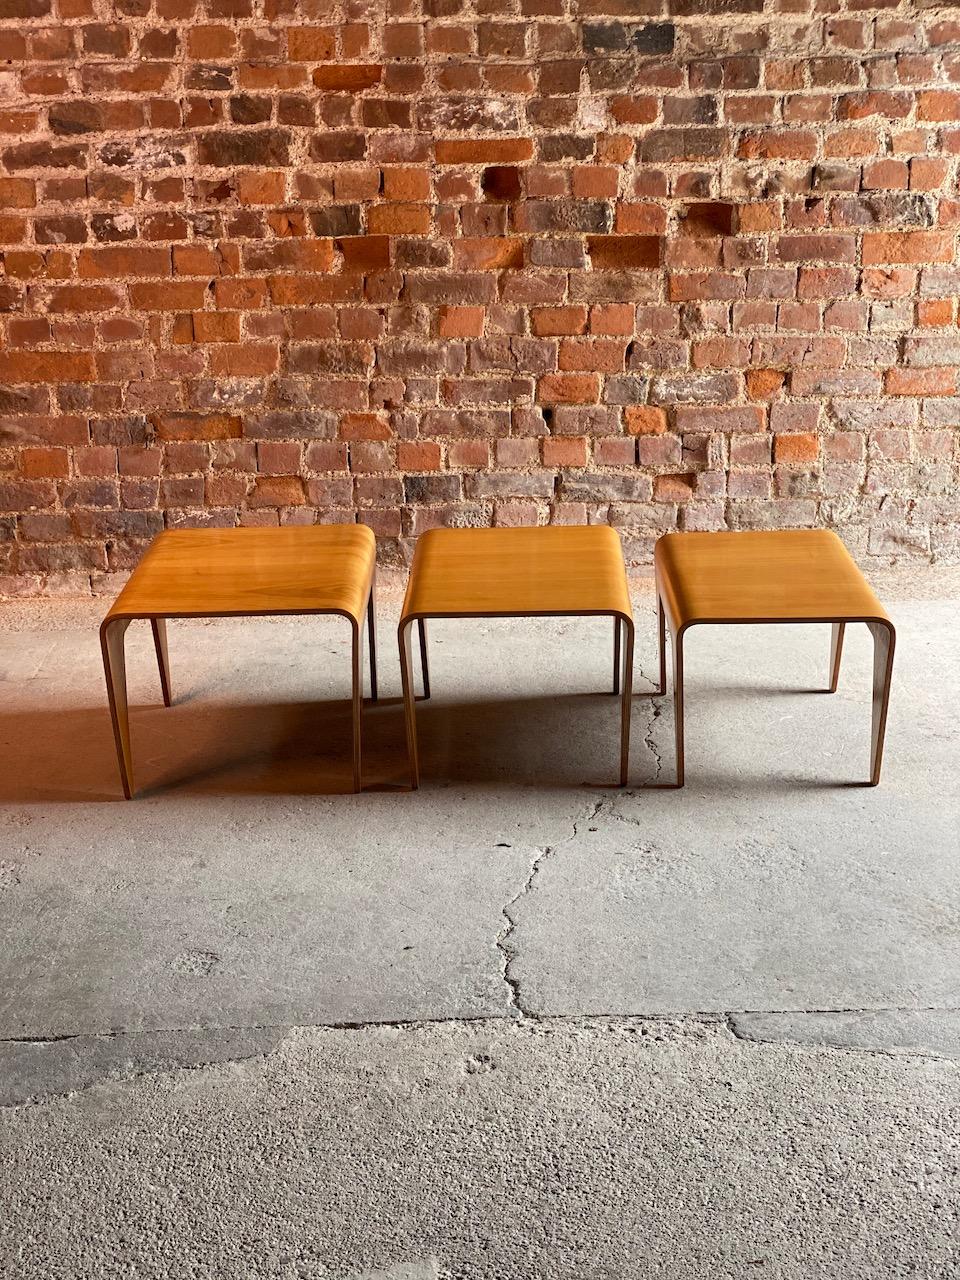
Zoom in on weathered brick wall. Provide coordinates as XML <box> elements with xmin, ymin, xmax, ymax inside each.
<box><xmin>1</xmin><ymin>0</ymin><xmax>959</xmax><ymax>594</ymax></box>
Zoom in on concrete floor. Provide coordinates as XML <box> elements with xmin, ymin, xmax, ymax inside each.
<box><xmin>0</xmin><ymin>574</ymin><xmax>958</xmax><ymax>1277</ymax></box>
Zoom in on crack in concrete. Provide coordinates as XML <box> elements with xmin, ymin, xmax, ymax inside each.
<box><xmin>631</xmin><ymin>660</ymin><xmax>665</xmax><ymax>784</ymax></box>
<box><xmin>496</xmin><ymin>798</ymin><xmax>605</xmax><ymax>1019</ymax></box>
<box><xmin>5</xmin><ymin>1006</ymin><xmax>960</xmax><ymax>1109</ymax></box>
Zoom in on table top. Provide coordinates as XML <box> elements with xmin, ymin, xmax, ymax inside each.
<box><xmin>655</xmin><ymin>530</ymin><xmax>890</xmax><ymax>627</ymax></box>
<box><xmin>103</xmin><ymin>525</ymin><xmax>376</xmax><ymax>625</ymax></box>
<box><xmin>400</xmin><ymin>526</ymin><xmax>633</xmax><ymax>620</ymax></box>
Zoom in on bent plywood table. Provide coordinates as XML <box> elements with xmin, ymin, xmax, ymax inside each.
<box><xmin>397</xmin><ymin>525</ymin><xmax>635</xmax><ymax>788</ymax></box>
<box><xmin>653</xmin><ymin>529</ymin><xmax>896</xmax><ymax>787</ymax></box>
<box><xmin>100</xmin><ymin>524</ymin><xmax>378</xmax><ymax>798</ymax></box>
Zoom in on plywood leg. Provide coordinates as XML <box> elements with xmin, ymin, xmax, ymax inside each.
<box><xmin>366</xmin><ymin>577</ymin><xmax>378</xmax><ymax>702</ymax></box>
<box><xmin>399</xmin><ymin>619</ymin><xmax>420</xmax><ymax>789</ymax></box>
<box><xmin>612</xmin><ymin>615</ymin><xmax>621</xmax><ymax>696</ymax></box>
<box><xmin>656</xmin><ymin>594</ymin><xmax>668</xmax><ymax>696</ymax></box>
<box><xmin>619</xmin><ymin>617</ymin><xmax>634</xmax><ymax>786</ymax></box>
<box><xmin>101</xmin><ymin>618</ymin><xmax>134</xmax><ymax>800</ymax></box>
<box><xmin>829</xmin><ymin>621</ymin><xmax>845</xmax><ymax>694</ymax></box>
<box><xmin>417</xmin><ymin>617</ymin><xmax>430</xmax><ymax>700</ymax></box>
<box><xmin>151</xmin><ymin>617</ymin><xmax>172</xmax><ymax>707</ymax></box>
<box><xmin>867</xmin><ymin>620</ymin><xmax>895</xmax><ymax>786</ymax></box>
<box><xmin>351</xmin><ymin>620</ymin><xmax>363</xmax><ymax>793</ymax></box>
<box><xmin>672</xmin><ymin>626</ymin><xmax>685</xmax><ymax>788</ymax></box>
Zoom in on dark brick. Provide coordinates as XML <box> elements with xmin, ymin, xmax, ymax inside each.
<box><xmin>640</xmin><ymin>129</ymin><xmax>726</xmax><ymax>162</ymax></box>
<box><xmin>309</xmin><ymin>206</ymin><xmax>364</xmax><ymax>237</ymax></box>
<box><xmin>198</xmin><ymin>130</ymin><xmax>290</xmax><ymax>167</ymax></box>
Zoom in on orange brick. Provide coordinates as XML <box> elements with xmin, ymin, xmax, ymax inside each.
<box><xmin>287</xmin><ymin>26</ymin><xmax>336</xmax><ymax>60</ymax></box>
<box><xmin>571</xmin><ymin>166</ymin><xmax>619</xmax><ymax>199</ymax></box>
<box><xmin>153</xmin><ymin>413</ymin><xmax>242</xmax><ymax>441</ymax></box>
<box><xmin>609</xmin><ymin>96</ymin><xmax>658</xmax><ymax>125</ymax></box>
<box><xmin>367</xmin><ymin>204</ymin><xmax>431</xmax><ymax>235</ymax></box>
<box><xmin>397</xmin><ymin>442</ymin><xmax>442</xmax><ymax>470</ymax></box>
<box><xmin>438</xmin><ymin>306</ymin><xmax>484</xmax><ymax>338</ymax></box>
<box><xmin>338</xmin><ymin>413</ymin><xmax>391</xmax><ymax>441</ymax></box>
<box><xmin>542</xmin><ymin>437</ymin><xmax>587</xmax><ymax>467</ymax></box>
<box><xmin>917</xmin><ymin>91</ymin><xmax>960</xmax><ymax>121</ymax></box>
<box><xmin>614</xmin><ymin>203</ymin><xmax>667</xmax><ymax>234</ymax></box>
<box><xmin>537</xmin><ymin>374</ymin><xmax>600</xmax><ymax>405</ymax></box>
<box><xmin>558</xmin><ymin>339</ymin><xmax>626</xmax><ymax>373</ymax></box>
<box><xmin>917</xmin><ymin>299</ymin><xmax>954</xmax><ymax>327</ymax></box>
<box><xmin>78</xmin><ymin>247</ymin><xmax>171</xmax><ymax>279</ymax></box>
<box><xmin>192</xmin><ymin>312</ymin><xmax>242</xmax><ymax>343</ymax></box>
<box><xmin>130</xmin><ymin>282</ymin><xmax>207</xmax><ymax>311</ymax></box>
<box><xmin>434</xmin><ymin>138</ymin><xmax>534</xmax><ymax>164</ymax></box>
<box><xmin>207</xmin><ymin>344</ymin><xmax>280</xmax><ymax>377</ymax></box>
<box><xmin>383</xmin><ymin>167</ymin><xmax>431</xmax><ymax>201</ymax></box>
<box><xmin>531</xmin><ymin>306</ymin><xmax>587</xmax><ymax>336</ymax></box>
<box><xmin>885</xmin><ymin>367</ymin><xmax>956</xmax><ymax>396</ymax></box>
<box><xmin>0</xmin><ymin>351</ymin><xmax>95</xmax><ymax>383</ymax></box>
<box><xmin>589</xmin><ymin>304</ymin><xmax>634</xmax><ymax>336</ymax></box>
<box><xmin>746</xmin><ymin>369</ymin><xmax>785</xmax><ymax>401</ymax></box>
<box><xmin>0</xmin><ymin>178</ymin><xmax>35</xmax><ymax>209</ymax></box>
<box><xmin>452</xmin><ymin>237</ymin><xmax>523</xmax><ymax>270</ymax></box>
<box><xmin>187</xmin><ymin>25</ymin><xmax>236</xmax><ymax>58</ymax></box>
<box><xmin>774</xmin><ymin>433</ymin><xmax>819</xmax><ymax>463</ymax></box>
<box><xmin>312</xmin><ymin>64</ymin><xmax>383</xmax><ymax>90</ymax></box>
<box><xmin>19</xmin><ymin>447</ymin><xmax>69</xmax><ymax>478</ymax></box>
<box><xmin>249</xmin><ymin>475</ymin><xmax>307</xmax><ymax>506</ymax></box>
<box><xmin>238</xmin><ymin>171</ymin><xmax>286</xmax><ymax>205</ymax></box>
<box><xmin>624</xmin><ymin>406</ymin><xmax>667</xmax><ymax>436</ymax></box>
<box><xmin>48</xmin><ymin>285</ymin><xmax>121</xmax><ymax>313</ymax></box>
<box><xmin>861</xmin><ymin>232</ymin><xmax>954</xmax><ymax>265</ymax></box>
<box><xmin>653</xmin><ymin>473</ymin><xmax>696</xmax><ymax>502</ymax></box>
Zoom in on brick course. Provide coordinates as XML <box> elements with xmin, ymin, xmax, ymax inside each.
<box><xmin>0</xmin><ymin>0</ymin><xmax>959</xmax><ymax>593</ymax></box>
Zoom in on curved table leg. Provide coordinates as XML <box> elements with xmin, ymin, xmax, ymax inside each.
<box><xmin>101</xmin><ymin>618</ymin><xmax>134</xmax><ymax>800</ymax></box>
<box><xmin>613</xmin><ymin>615</ymin><xmax>621</xmax><ymax>696</ymax></box>
<box><xmin>619</xmin><ymin>616</ymin><xmax>634</xmax><ymax>786</ymax></box>
<box><xmin>366</xmin><ymin>577</ymin><xmax>378</xmax><ymax>702</ymax></box>
<box><xmin>351</xmin><ymin>619</ymin><xmax>363</xmax><ymax>793</ymax></box>
<box><xmin>151</xmin><ymin>618</ymin><xmax>172</xmax><ymax>707</ymax></box>
<box><xmin>672</xmin><ymin>625</ymin><xmax>685</xmax><ymax>789</ymax></box>
<box><xmin>417</xmin><ymin>617</ymin><xmax>430</xmax><ymax>701</ymax></box>
<box><xmin>829</xmin><ymin>621</ymin><xmax>845</xmax><ymax>694</ymax></box>
<box><xmin>656</xmin><ymin>594</ymin><xmax>668</xmax><ymax>697</ymax></box>
<box><xmin>867</xmin><ymin>620</ymin><xmax>895</xmax><ymax>786</ymax></box>
<box><xmin>399</xmin><ymin>618</ymin><xmax>420</xmax><ymax>790</ymax></box>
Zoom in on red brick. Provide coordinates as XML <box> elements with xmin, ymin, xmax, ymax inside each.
<box><xmin>586</xmin><ymin>236</ymin><xmax>661</xmax><ymax>269</ymax></box>
<box><xmin>885</xmin><ymin>368</ymin><xmax>956</xmax><ymax>396</ymax></box>
<box><xmin>542</xmin><ymin>437</ymin><xmax>587</xmax><ymax>467</ymax></box>
<box><xmin>536</xmin><ymin>374</ymin><xmax>600</xmax><ymax>405</ymax></box>
<box><xmin>153</xmin><ymin>413</ymin><xmax>242</xmax><ymax>441</ymax></box>
<box><xmin>438</xmin><ymin>306</ymin><xmax>484</xmax><ymax>338</ymax></box>
<box><xmin>0</xmin><ymin>351</ymin><xmax>95</xmax><ymax>383</ymax></box>
<box><xmin>774</xmin><ymin>433</ymin><xmax>819</xmax><ymax>463</ymax></box>
<box><xmin>862</xmin><ymin>232</ymin><xmax>955</xmax><ymax>265</ymax></box>
<box><xmin>531</xmin><ymin>306</ymin><xmax>588</xmax><ymax>336</ymax></box>
<box><xmin>434</xmin><ymin>138</ymin><xmax>534</xmax><ymax>164</ymax></box>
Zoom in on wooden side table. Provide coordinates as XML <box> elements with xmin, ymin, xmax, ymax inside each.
<box><xmin>100</xmin><ymin>525</ymin><xmax>378</xmax><ymax>798</ymax></box>
<box><xmin>654</xmin><ymin>529</ymin><xmax>896</xmax><ymax>787</ymax></box>
<box><xmin>397</xmin><ymin>525</ymin><xmax>635</xmax><ymax>788</ymax></box>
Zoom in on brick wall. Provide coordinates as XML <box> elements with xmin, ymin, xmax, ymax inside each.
<box><xmin>1</xmin><ymin>0</ymin><xmax>959</xmax><ymax>594</ymax></box>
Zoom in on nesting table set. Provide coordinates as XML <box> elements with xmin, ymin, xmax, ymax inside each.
<box><xmin>101</xmin><ymin>523</ymin><xmax>895</xmax><ymax>798</ymax></box>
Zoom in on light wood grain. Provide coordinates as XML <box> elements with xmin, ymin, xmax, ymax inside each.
<box><xmin>105</xmin><ymin>525</ymin><xmax>376</xmax><ymax>625</ymax></box>
<box><xmin>401</xmin><ymin>525</ymin><xmax>633</xmax><ymax>620</ymax></box>
<box><xmin>398</xmin><ymin>525</ymin><xmax>635</xmax><ymax>789</ymax></box>
<box><xmin>101</xmin><ymin>525</ymin><xmax>377</xmax><ymax>798</ymax></box>
<box><xmin>654</xmin><ymin>529</ymin><xmax>895</xmax><ymax>787</ymax></box>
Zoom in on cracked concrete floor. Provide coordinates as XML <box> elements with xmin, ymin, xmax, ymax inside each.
<box><xmin>0</xmin><ymin>576</ymin><xmax>959</xmax><ymax>1278</ymax></box>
